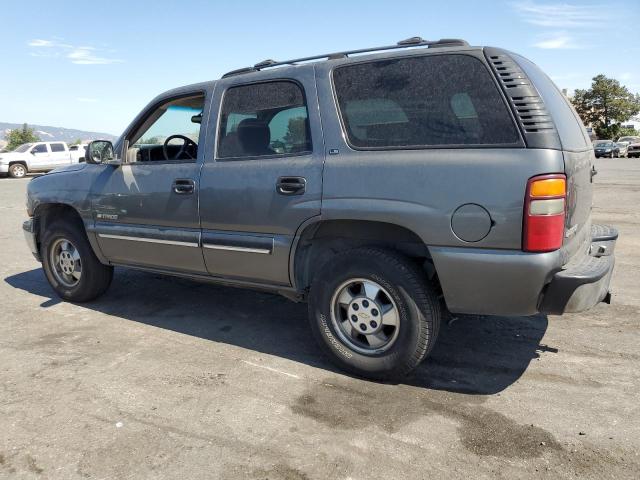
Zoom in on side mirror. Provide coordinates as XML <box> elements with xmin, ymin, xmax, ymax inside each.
<box><xmin>30</xmin><ymin>150</ymin><xmax>36</xmax><ymax>155</ymax></box>
<box><xmin>86</xmin><ymin>140</ymin><xmax>115</xmax><ymax>164</ymax></box>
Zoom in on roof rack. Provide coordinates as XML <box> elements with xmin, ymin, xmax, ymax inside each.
<box><xmin>222</xmin><ymin>36</ymin><xmax>469</xmax><ymax>78</ymax></box>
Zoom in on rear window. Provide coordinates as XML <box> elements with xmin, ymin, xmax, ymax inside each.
<box><xmin>332</xmin><ymin>54</ymin><xmax>520</xmax><ymax>149</ymax></box>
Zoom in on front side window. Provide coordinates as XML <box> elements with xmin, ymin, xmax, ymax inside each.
<box><xmin>333</xmin><ymin>54</ymin><xmax>520</xmax><ymax>148</ymax></box>
<box><xmin>127</xmin><ymin>94</ymin><xmax>205</xmax><ymax>163</ymax></box>
<box><xmin>32</xmin><ymin>144</ymin><xmax>48</xmax><ymax>154</ymax></box>
<box><xmin>50</xmin><ymin>143</ymin><xmax>65</xmax><ymax>152</ymax></box>
<box><xmin>217</xmin><ymin>81</ymin><xmax>311</xmax><ymax>159</ymax></box>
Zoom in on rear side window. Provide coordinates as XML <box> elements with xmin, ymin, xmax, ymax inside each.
<box><xmin>50</xmin><ymin>143</ymin><xmax>65</xmax><ymax>152</ymax></box>
<box><xmin>217</xmin><ymin>81</ymin><xmax>311</xmax><ymax>159</ymax></box>
<box><xmin>333</xmin><ymin>54</ymin><xmax>520</xmax><ymax>149</ymax></box>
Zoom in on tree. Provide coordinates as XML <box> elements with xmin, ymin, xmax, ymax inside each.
<box><xmin>71</xmin><ymin>138</ymin><xmax>83</xmax><ymax>145</ymax></box>
<box><xmin>283</xmin><ymin>117</ymin><xmax>308</xmax><ymax>150</ymax></box>
<box><xmin>5</xmin><ymin>123</ymin><xmax>40</xmax><ymax>151</ymax></box>
<box><xmin>617</xmin><ymin>126</ymin><xmax>638</xmax><ymax>138</ymax></box>
<box><xmin>138</xmin><ymin>136</ymin><xmax>161</xmax><ymax>145</ymax></box>
<box><xmin>571</xmin><ymin>75</ymin><xmax>640</xmax><ymax>139</ymax></box>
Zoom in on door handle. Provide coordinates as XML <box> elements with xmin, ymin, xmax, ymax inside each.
<box><xmin>276</xmin><ymin>176</ymin><xmax>306</xmax><ymax>196</ymax></box>
<box><xmin>172</xmin><ymin>179</ymin><xmax>195</xmax><ymax>194</ymax></box>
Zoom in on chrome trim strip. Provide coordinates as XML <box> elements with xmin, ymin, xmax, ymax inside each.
<box><xmin>98</xmin><ymin>233</ymin><xmax>199</xmax><ymax>248</ymax></box>
<box><xmin>203</xmin><ymin>243</ymin><xmax>271</xmax><ymax>255</ymax></box>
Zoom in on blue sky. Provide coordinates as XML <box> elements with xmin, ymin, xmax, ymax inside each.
<box><xmin>0</xmin><ymin>0</ymin><xmax>638</xmax><ymax>134</ymax></box>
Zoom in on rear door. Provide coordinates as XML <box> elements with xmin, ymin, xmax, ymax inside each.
<box><xmin>198</xmin><ymin>68</ymin><xmax>323</xmax><ymax>285</ymax></box>
<box><xmin>49</xmin><ymin>142</ymin><xmax>69</xmax><ymax>167</ymax></box>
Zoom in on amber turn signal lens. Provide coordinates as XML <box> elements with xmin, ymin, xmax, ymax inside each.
<box><xmin>530</xmin><ymin>178</ymin><xmax>566</xmax><ymax>197</ymax></box>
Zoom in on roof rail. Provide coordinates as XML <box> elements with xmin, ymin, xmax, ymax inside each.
<box><xmin>221</xmin><ymin>36</ymin><xmax>469</xmax><ymax>78</ymax></box>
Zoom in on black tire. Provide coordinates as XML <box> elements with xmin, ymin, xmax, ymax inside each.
<box><xmin>308</xmin><ymin>247</ymin><xmax>440</xmax><ymax>380</ymax></box>
<box><xmin>41</xmin><ymin>220</ymin><xmax>113</xmax><ymax>302</ymax></box>
<box><xmin>8</xmin><ymin>163</ymin><xmax>27</xmax><ymax>178</ymax></box>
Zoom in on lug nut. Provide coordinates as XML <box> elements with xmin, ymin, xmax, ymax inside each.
<box><xmin>362</xmin><ymin>300</ymin><xmax>369</xmax><ymax>308</ymax></box>
<box><xmin>359</xmin><ymin>323</ymin><xmax>367</xmax><ymax>331</ymax></box>
<box><xmin>352</xmin><ymin>303</ymin><xmax>359</xmax><ymax>311</ymax></box>
<box><xmin>351</xmin><ymin>315</ymin><xmax>358</xmax><ymax>322</ymax></box>
<box><xmin>371</xmin><ymin>308</ymin><xmax>378</xmax><ymax>316</ymax></box>
<box><xmin>370</xmin><ymin>321</ymin><xmax>377</xmax><ymax>328</ymax></box>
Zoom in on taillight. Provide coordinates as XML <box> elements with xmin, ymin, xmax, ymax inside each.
<box><xmin>523</xmin><ymin>174</ymin><xmax>566</xmax><ymax>252</ymax></box>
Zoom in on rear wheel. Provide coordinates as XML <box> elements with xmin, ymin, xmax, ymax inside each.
<box><xmin>8</xmin><ymin>163</ymin><xmax>27</xmax><ymax>178</ymax></box>
<box><xmin>308</xmin><ymin>247</ymin><xmax>440</xmax><ymax>380</ymax></box>
<box><xmin>42</xmin><ymin>220</ymin><xmax>113</xmax><ymax>302</ymax></box>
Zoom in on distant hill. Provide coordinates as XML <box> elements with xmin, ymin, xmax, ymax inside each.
<box><xmin>0</xmin><ymin>122</ymin><xmax>118</xmax><ymax>146</ymax></box>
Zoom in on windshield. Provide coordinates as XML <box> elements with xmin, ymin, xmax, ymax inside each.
<box><xmin>618</xmin><ymin>136</ymin><xmax>640</xmax><ymax>143</ymax></box>
<box><xmin>13</xmin><ymin>143</ymin><xmax>33</xmax><ymax>153</ymax></box>
<box><xmin>595</xmin><ymin>142</ymin><xmax>613</xmax><ymax>147</ymax></box>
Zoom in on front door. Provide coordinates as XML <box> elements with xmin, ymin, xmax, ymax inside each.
<box><xmin>30</xmin><ymin>143</ymin><xmax>53</xmax><ymax>170</ymax></box>
<box><xmin>91</xmin><ymin>90</ymin><xmax>210</xmax><ymax>274</ymax></box>
<box><xmin>199</xmin><ymin>71</ymin><xmax>323</xmax><ymax>285</ymax></box>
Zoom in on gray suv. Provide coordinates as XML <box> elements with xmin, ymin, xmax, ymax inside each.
<box><xmin>23</xmin><ymin>37</ymin><xmax>617</xmax><ymax>380</ymax></box>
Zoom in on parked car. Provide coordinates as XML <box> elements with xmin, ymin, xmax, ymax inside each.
<box><xmin>618</xmin><ymin>136</ymin><xmax>640</xmax><ymax>144</ymax></box>
<box><xmin>593</xmin><ymin>140</ymin><xmax>618</xmax><ymax>158</ymax></box>
<box><xmin>69</xmin><ymin>144</ymin><xmax>87</xmax><ymax>163</ymax></box>
<box><xmin>23</xmin><ymin>37</ymin><xmax>617</xmax><ymax>379</ymax></box>
<box><xmin>616</xmin><ymin>141</ymin><xmax>630</xmax><ymax>158</ymax></box>
<box><xmin>0</xmin><ymin>141</ymin><xmax>81</xmax><ymax>178</ymax></box>
<box><xmin>620</xmin><ymin>136</ymin><xmax>640</xmax><ymax>158</ymax></box>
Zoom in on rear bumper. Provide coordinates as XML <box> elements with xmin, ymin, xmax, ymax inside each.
<box><xmin>23</xmin><ymin>219</ymin><xmax>41</xmax><ymax>261</ymax></box>
<box><xmin>539</xmin><ymin>224</ymin><xmax>617</xmax><ymax>314</ymax></box>
<box><xmin>430</xmin><ymin>224</ymin><xmax>617</xmax><ymax>317</ymax></box>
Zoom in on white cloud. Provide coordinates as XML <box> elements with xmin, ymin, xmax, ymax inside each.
<box><xmin>67</xmin><ymin>47</ymin><xmax>122</xmax><ymax>65</ymax></box>
<box><xmin>534</xmin><ymin>33</ymin><xmax>580</xmax><ymax>49</ymax></box>
<box><xmin>27</xmin><ymin>39</ymin><xmax>123</xmax><ymax>65</ymax></box>
<box><xmin>513</xmin><ymin>1</ymin><xmax>607</xmax><ymax>28</ymax></box>
<box><xmin>28</xmin><ymin>39</ymin><xmax>55</xmax><ymax>47</ymax></box>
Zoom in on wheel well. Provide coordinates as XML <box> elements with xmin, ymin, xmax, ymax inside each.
<box><xmin>293</xmin><ymin>220</ymin><xmax>437</xmax><ymax>291</ymax></box>
<box><xmin>33</xmin><ymin>203</ymin><xmax>85</xmax><ymax>253</ymax></box>
<box><xmin>9</xmin><ymin>161</ymin><xmax>28</xmax><ymax>168</ymax></box>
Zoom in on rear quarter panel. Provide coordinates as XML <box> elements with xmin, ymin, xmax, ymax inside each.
<box><xmin>314</xmin><ymin>57</ymin><xmax>566</xmax><ymax>251</ymax></box>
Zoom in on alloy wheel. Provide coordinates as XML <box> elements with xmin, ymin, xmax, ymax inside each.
<box><xmin>330</xmin><ymin>278</ymin><xmax>400</xmax><ymax>355</ymax></box>
<box><xmin>49</xmin><ymin>238</ymin><xmax>82</xmax><ymax>288</ymax></box>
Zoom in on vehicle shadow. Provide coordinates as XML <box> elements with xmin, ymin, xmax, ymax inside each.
<box><xmin>4</xmin><ymin>268</ymin><xmax>555</xmax><ymax>395</ymax></box>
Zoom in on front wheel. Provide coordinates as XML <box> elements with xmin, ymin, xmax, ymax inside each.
<box><xmin>308</xmin><ymin>248</ymin><xmax>440</xmax><ymax>380</ymax></box>
<box><xmin>8</xmin><ymin>163</ymin><xmax>27</xmax><ymax>178</ymax></box>
<box><xmin>42</xmin><ymin>220</ymin><xmax>113</xmax><ymax>302</ymax></box>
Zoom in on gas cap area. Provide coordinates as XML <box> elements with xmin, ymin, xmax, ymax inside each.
<box><xmin>451</xmin><ymin>203</ymin><xmax>493</xmax><ymax>242</ymax></box>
